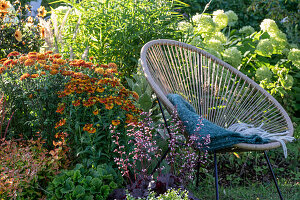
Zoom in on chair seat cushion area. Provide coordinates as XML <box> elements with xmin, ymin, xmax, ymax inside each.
<box><xmin>166</xmin><ymin>94</ymin><xmax>294</xmax><ymax>157</ymax></box>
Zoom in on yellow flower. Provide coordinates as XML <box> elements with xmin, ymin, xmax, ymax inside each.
<box><xmin>37</xmin><ymin>6</ymin><xmax>46</xmax><ymax>17</ymax></box>
<box><xmin>0</xmin><ymin>0</ymin><xmax>10</xmax><ymax>11</ymax></box>
<box><xmin>15</xmin><ymin>29</ymin><xmax>22</xmax><ymax>42</ymax></box>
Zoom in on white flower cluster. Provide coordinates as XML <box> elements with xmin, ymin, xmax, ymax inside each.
<box><xmin>222</xmin><ymin>47</ymin><xmax>242</xmax><ymax>68</ymax></box>
<box><xmin>259</xmin><ymin>19</ymin><xmax>287</xmax><ymax>54</ymax></box>
<box><xmin>212</xmin><ymin>10</ymin><xmax>228</xmax><ymax>30</ymax></box>
<box><xmin>239</xmin><ymin>26</ymin><xmax>255</xmax><ymax>35</ymax></box>
<box><xmin>256</xmin><ymin>39</ymin><xmax>273</xmax><ymax>57</ymax></box>
<box><xmin>255</xmin><ymin>66</ymin><xmax>273</xmax><ymax>82</ymax></box>
<box><xmin>225</xmin><ymin>10</ymin><xmax>238</xmax><ymax>26</ymax></box>
<box><xmin>288</xmin><ymin>48</ymin><xmax>300</xmax><ymax>68</ymax></box>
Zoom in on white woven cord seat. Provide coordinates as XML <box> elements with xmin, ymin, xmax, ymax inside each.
<box><xmin>140</xmin><ymin>39</ymin><xmax>294</xmax><ymax>153</ymax></box>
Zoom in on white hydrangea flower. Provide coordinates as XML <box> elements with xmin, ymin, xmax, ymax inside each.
<box><xmin>255</xmin><ymin>66</ymin><xmax>273</xmax><ymax>82</ymax></box>
<box><xmin>270</xmin><ymin>31</ymin><xmax>287</xmax><ymax>54</ymax></box>
<box><xmin>225</xmin><ymin>10</ymin><xmax>238</xmax><ymax>26</ymax></box>
<box><xmin>204</xmin><ymin>38</ymin><xmax>224</xmax><ymax>52</ymax></box>
<box><xmin>239</xmin><ymin>26</ymin><xmax>255</xmax><ymax>35</ymax></box>
<box><xmin>190</xmin><ymin>36</ymin><xmax>203</xmax><ymax>47</ymax></box>
<box><xmin>256</xmin><ymin>39</ymin><xmax>273</xmax><ymax>57</ymax></box>
<box><xmin>193</xmin><ymin>14</ymin><xmax>216</xmax><ymax>34</ymax></box>
<box><xmin>222</xmin><ymin>47</ymin><xmax>242</xmax><ymax>68</ymax></box>
<box><xmin>260</xmin><ymin>19</ymin><xmax>279</xmax><ymax>34</ymax></box>
<box><xmin>212</xmin><ymin>10</ymin><xmax>228</xmax><ymax>29</ymax></box>
<box><xmin>177</xmin><ymin>21</ymin><xmax>193</xmax><ymax>33</ymax></box>
<box><xmin>212</xmin><ymin>32</ymin><xmax>227</xmax><ymax>43</ymax></box>
<box><xmin>288</xmin><ymin>48</ymin><xmax>300</xmax><ymax>68</ymax></box>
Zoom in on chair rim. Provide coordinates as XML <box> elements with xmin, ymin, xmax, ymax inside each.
<box><xmin>140</xmin><ymin>39</ymin><xmax>294</xmax><ymax>151</ymax></box>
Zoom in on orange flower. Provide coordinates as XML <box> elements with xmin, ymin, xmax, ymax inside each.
<box><xmin>0</xmin><ymin>0</ymin><xmax>10</xmax><ymax>11</ymax></box>
<box><xmin>95</xmin><ymin>67</ymin><xmax>104</xmax><ymax>75</ymax></box>
<box><xmin>7</xmin><ymin>51</ymin><xmax>20</xmax><ymax>57</ymax></box>
<box><xmin>96</xmin><ymin>87</ymin><xmax>104</xmax><ymax>93</ymax></box>
<box><xmin>93</xmin><ymin>109</ymin><xmax>99</xmax><ymax>115</ymax></box>
<box><xmin>40</xmin><ymin>71</ymin><xmax>46</xmax><ymax>75</ymax></box>
<box><xmin>125</xmin><ymin>114</ymin><xmax>134</xmax><ymax>123</ymax></box>
<box><xmin>0</xmin><ymin>10</ymin><xmax>8</xmax><ymax>18</ymax></box>
<box><xmin>37</xmin><ymin>53</ymin><xmax>46</xmax><ymax>60</ymax></box>
<box><xmin>30</xmin><ymin>74</ymin><xmax>39</xmax><ymax>78</ymax></box>
<box><xmin>3</xmin><ymin>59</ymin><xmax>12</xmax><ymax>66</ymax></box>
<box><xmin>83</xmin><ymin>124</ymin><xmax>96</xmax><ymax>133</ymax></box>
<box><xmin>72</xmin><ymin>100</ymin><xmax>80</xmax><ymax>106</ymax></box>
<box><xmin>37</xmin><ymin>6</ymin><xmax>46</xmax><ymax>17</ymax></box>
<box><xmin>18</xmin><ymin>56</ymin><xmax>27</xmax><ymax>63</ymax></box>
<box><xmin>54</xmin><ymin>58</ymin><xmax>66</xmax><ymax>65</ymax></box>
<box><xmin>105</xmin><ymin>103</ymin><xmax>114</xmax><ymax>110</ymax></box>
<box><xmin>14</xmin><ymin>29</ymin><xmax>22</xmax><ymax>42</ymax></box>
<box><xmin>55</xmin><ymin>118</ymin><xmax>66</xmax><ymax>129</ymax></box>
<box><xmin>132</xmin><ymin>91</ymin><xmax>139</xmax><ymax>100</ymax></box>
<box><xmin>108</xmin><ymin>63</ymin><xmax>117</xmax><ymax>69</ymax></box>
<box><xmin>24</xmin><ymin>59</ymin><xmax>35</xmax><ymax>66</ymax></box>
<box><xmin>50</xmin><ymin>69</ymin><xmax>58</xmax><ymax>75</ymax></box>
<box><xmin>112</xmin><ymin>120</ymin><xmax>120</xmax><ymax>126</ymax></box>
<box><xmin>37</xmin><ymin>59</ymin><xmax>46</xmax><ymax>65</ymax></box>
<box><xmin>0</xmin><ymin>67</ymin><xmax>5</xmax><ymax>74</ymax></box>
<box><xmin>28</xmin><ymin>94</ymin><xmax>33</xmax><ymax>99</ymax></box>
<box><xmin>56</xmin><ymin>103</ymin><xmax>65</xmax><ymax>114</ymax></box>
<box><xmin>20</xmin><ymin>73</ymin><xmax>30</xmax><ymax>80</ymax></box>
<box><xmin>53</xmin><ymin>53</ymin><xmax>62</xmax><ymax>59</ymax></box>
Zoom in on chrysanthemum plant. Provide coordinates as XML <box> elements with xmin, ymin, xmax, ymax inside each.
<box><xmin>0</xmin><ymin>1</ymin><xmax>46</xmax><ymax>58</ymax></box>
<box><xmin>178</xmin><ymin>10</ymin><xmax>299</xmax><ymax>115</ymax></box>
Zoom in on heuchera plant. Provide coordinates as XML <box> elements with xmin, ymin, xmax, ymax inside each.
<box><xmin>110</xmin><ymin>111</ymin><xmax>209</xmax><ymax>199</ymax></box>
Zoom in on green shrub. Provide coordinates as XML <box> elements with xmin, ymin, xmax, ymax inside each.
<box><xmin>0</xmin><ymin>0</ymin><xmax>43</xmax><ymax>58</ymax></box>
<box><xmin>46</xmin><ymin>163</ymin><xmax>121</xmax><ymax>200</ymax></box>
<box><xmin>46</xmin><ymin>0</ymin><xmax>182</xmax><ymax>77</ymax></box>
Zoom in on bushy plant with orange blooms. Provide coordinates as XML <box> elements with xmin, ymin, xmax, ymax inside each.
<box><xmin>0</xmin><ymin>51</ymin><xmax>73</xmax><ymax>144</ymax></box>
<box><xmin>55</xmin><ymin>61</ymin><xmax>141</xmax><ymax>166</ymax></box>
<box><xmin>0</xmin><ymin>1</ymin><xmax>44</xmax><ymax>58</ymax></box>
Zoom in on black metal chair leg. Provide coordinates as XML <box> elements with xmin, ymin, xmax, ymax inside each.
<box><xmin>264</xmin><ymin>151</ymin><xmax>284</xmax><ymax>200</ymax></box>
<box><xmin>214</xmin><ymin>152</ymin><xmax>219</xmax><ymax>200</ymax></box>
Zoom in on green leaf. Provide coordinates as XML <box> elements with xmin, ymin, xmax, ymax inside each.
<box><xmin>138</xmin><ymin>93</ymin><xmax>152</xmax><ymax>112</ymax></box>
<box><xmin>73</xmin><ymin>185</ymin><xmax>85</xmax><ymax>198</ymax></box>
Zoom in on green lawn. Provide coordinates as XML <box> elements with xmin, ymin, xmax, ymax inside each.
<box><xmin>190</xmin><ymin>181</ymin><xmax>300</xmax><ymax>200</ymax></box>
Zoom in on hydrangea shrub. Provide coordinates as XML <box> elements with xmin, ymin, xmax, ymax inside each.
<box><xmin>178</xmin><ymin>10</ymin><xmax>299</xmax><ymax>115</ymax></box>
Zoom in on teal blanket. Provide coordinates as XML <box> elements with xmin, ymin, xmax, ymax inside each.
<box><xmin>167</xmin><ymin>94</ymin><xmax>269</xmax><ymax>151</ymax></box>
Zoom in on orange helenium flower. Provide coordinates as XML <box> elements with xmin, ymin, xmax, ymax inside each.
<box><xmin>55</xmin><ymin>119</ymin><xmax>66</xmax><ymax>129</ymax></box>
<box><xmin>0</xmin><ymin>0</ymin><xmax>10</xmax><ymax>11</ymax></box>
<box><xmin>20</xmin><ymin>73</ymin><xmax>30</xmax><ymax>80</ymax></box>
<box><xmin>56</xmin><ymin>103</ymin><xmax>65</xmax><ymax>114</ymax></box>
<box><xmin>112</xmin><ymin>120</ymin><xmax>120</xmax><ymax>126</ymax></box>
<box><xmin>24</xmin><ymin>59</ymin><xmax>35</xmax><ymax>66</ymax></box>
<box><xmin>93</xmin><ymin>109</ymin><xmax>99</xmax><ymax>115</ymax></box>
<box><xmin>30</xmin><ymin>74</ymin><xmax>39</xmax><ymax>78</ymax></box>
<box><xmin>83</xmin><ymin>124</ymin><xmax>96</xmax><ymax>133</ymax></box>
<box><xmin>0</xmin><ymin>67</ymin><xmax>5</xmax><ymax>74</ymax></box>
<box><xmin>37</xmin><ymin>6</ymin><xmax>46</xmax><ymax>17</ymax></box>
<box><xmin>14</xmin><ymin>30</ymin><xmax>22</xmax><ymax>42</ymax></box>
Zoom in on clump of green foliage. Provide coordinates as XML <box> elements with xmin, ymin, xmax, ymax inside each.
<box><xmin>46</xmin><ymin>0</ymin><xmax>182</xmax><ymax>77</ymax></box>
<box><xmin>46</xmin><ymin>163</ymin><xmax>121</xmax><ymax>200</ymax></box>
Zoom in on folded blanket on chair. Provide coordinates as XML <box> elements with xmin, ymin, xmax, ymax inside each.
<box><xmin>167</xmin><ymin>94</ymin><xmax>269</xmax><ymax>152</ymax></box>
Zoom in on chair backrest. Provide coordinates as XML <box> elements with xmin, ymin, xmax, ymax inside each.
<box><xmin>140</xmin><ymin>39</ymin><xmax>293</xmax><ymax>137</ymax></box>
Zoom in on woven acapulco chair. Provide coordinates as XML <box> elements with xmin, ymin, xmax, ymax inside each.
<box><xmin>140</xmin><ymin>39</ymin><xmax>294</xmax><ymax>200</ymax></box>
